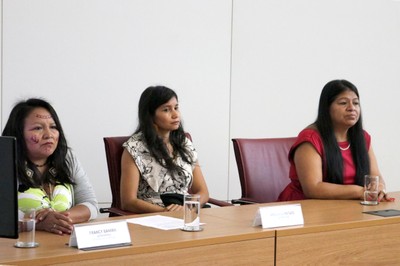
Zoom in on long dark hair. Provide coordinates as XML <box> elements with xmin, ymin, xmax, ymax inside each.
<box><xmin>314</xmin><ymin>80</ymin><xmax>369</xmax><ymax>186</ymax></box>
<box><xmin>2</xmin><ymin>98</ymin><xmax>74</xmax><ymax>187</ymax></box>
<box><xmin>135</xmin><ymin>86</ymin><xmax>194</xmax><ymax>174</ymax></box>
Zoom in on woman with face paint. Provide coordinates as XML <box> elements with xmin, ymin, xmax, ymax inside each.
<box><xmin>2</xmin><ymin>98</ymin><xmax>98</xmax><ymax>235</ymax></box>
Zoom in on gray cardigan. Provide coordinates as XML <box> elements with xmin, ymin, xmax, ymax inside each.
<box><xmin>67</xmin><ymin>151</ymin><xmax>98</xmax><ymax>220</ymax></box>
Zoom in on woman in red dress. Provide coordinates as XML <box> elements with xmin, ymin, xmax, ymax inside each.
<box><xmin>278</xmin><ymin>79</ymin><xmax>393</xmax><ymax>202</ymax></box>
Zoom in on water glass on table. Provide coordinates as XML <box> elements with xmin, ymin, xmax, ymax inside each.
<box><xmin>361</xmin><ymin>175</ymin><xmax>379</xmax><ymax>206</ymax></box>
<box><xmin>182</xmin><ymin>194</ymin><xmax>202</xmax><ymax>232</ymax></box>
<box><xmin>14</xmin><ymin>208</ymin><xmax>39</xmax><ymax>248</ymax></box>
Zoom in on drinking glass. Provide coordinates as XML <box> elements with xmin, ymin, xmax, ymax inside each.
<box><xmin>14</xmin><ymin>208</ymin><xmax>39</xmax><ymax>248</ymax></box>
<box><xmin>182</xmin><ymin>194</ymin><xmax>202</xmax><ymax>232</ymax></box>
<box><xmin>361</xmin><ymin>175</ymin><xmax>379</xmax><ymax>206</ymax></box>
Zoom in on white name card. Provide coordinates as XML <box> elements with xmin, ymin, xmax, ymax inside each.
<box><xmin>252</xmin><ymin>203</ymin><xmax>304</xmax><ymax>228</ymax></box>
<box><xmin>69</xmin><ymin>220</ymin><xmax>131</xmax><ymax>250</ymax></box>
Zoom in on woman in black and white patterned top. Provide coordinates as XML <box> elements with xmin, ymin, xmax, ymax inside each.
<box><xmin>120</xmin><ymin>86</ymin><xmax>209</xmax><ymax>213</ymax></box>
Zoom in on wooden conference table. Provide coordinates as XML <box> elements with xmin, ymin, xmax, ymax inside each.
<box><xmin>1</xmin><ymin>192</ymin><xmax>400</xmax><ymax>265</ymax></box>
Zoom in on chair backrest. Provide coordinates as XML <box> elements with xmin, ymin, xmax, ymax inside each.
<box><xmin>103</xmin><ymin>133</ymin><xmax>193</xmax><ymax>212</ymax></box>
<box><xmin>103</xmin><ymin>136</ymin><xmax>130</xmax><ymax>211</ymax></box>
<box><xmin>232</xmin><ymin>137</ymin><xmax>296</xmax><ymax>203</ymax></box>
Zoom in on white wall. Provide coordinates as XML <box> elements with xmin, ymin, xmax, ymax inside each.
<box><xmin>229</xmin><ymin>0</ymin><xmax>400</xmax><ymax>196</ymax></box>
<box><xmin>1</xmin><ymin>0</ymin><xmax>400</xmax><ymax>206</ymax></box>
<box><xmin>1</xmin><ymin>0</ymin><xmax>232</xmax><ymax>204</ymax></box>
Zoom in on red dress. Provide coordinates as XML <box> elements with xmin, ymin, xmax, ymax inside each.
<box><xmin>277</xmin><ymin>128</ymin><xmax>371</xmax><ymax>201</ymax></box>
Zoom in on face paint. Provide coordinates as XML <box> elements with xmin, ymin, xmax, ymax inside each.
<box><xmin>30</xmin><ymin>135</ymin><xmax>40</xmax><ymax>144</ymax></box>
<box><xmin>35</xmin><ymin>114</ymin><xmax>52</xmax><ymax>119</ymax></box>
<box><xmin>24</xmin><ymin>107</ymin><xmax>60</xmax><ymax>162</ymax></box>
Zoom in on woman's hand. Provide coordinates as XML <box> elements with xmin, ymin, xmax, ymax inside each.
<box><xmin>164</xmin><ymin>204</ymin><xmax>183</xmax><ymax>212</ymax></box>
<box><xmin>376</xmin><ymin>182</ymin><xmax>395</xmax><ymax>202</ymax></box>
<box><xmin>378</xmin><ymin>190</ymin><xmax>395</xmax><ymax>202</ymax></box>
<box><xmin>36</xmin><ymin>209</ymin><xmax>73</xmax><ymax>235</ymax></box>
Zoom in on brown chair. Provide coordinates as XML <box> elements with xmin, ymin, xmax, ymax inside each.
<box><xmin>100</xmin><ymin>133</ymin><xmax>231</xmax><ymax>217</ymax></box>
<box><xmin>231</xmin><ymin>137</ymin><xmax>296</xmax><ymax>204</ymax></box>
<box><xmin>100</xmin><ymin>136</ymin><xmax>135</xmax><ymax>217</ymax></box>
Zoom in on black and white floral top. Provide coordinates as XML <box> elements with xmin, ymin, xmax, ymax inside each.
<box><xmin>123</xmin><ymin>132</ymin><xmax>197</xmax><ymax>207</ymax></box>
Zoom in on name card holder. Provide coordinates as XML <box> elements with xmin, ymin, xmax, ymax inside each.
<box><xmin>69</xmin><ymin>220</ymin><xmax>131</xmax><ymax>250</ymax></box>
<box><xmin>252</xmin><ymin>203</ymin><xmax>304</xmax><ymax>229</ymax></box>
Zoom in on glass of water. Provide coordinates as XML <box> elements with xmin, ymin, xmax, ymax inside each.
<box><xmin>182</xmin><ymin>194</ymin><xmax>202</xmax><ymax>232</ymax></box>
<box><xmin>14</xmin><ymin>208</ymin><xmax>39</xmax><ymax>248</ymax></box>
<box><xmin>361</xmin><ymin>175</ymin><xmax>379</xmax><ymax>206</ymax></box>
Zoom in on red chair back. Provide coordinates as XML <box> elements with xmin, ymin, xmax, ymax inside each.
<box><xmin>232</xmin><ymin>137</ymin><xmax>296</xmax><ymax>203</ymax></box>
<box><xmin>103</xmin><ymin>136</ymin><xmax>130</xmax><ymax>216</ymax></box>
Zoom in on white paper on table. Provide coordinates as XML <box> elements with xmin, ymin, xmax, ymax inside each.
<box><xmin>126</xmin><ymin>215</ymin><xmax>184</xmax><ymax>230</ymax></box>
<box><xmin>127</xmin><ymin>215</ymin><xmax>205</xmax><ymax>230</ymax></box>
